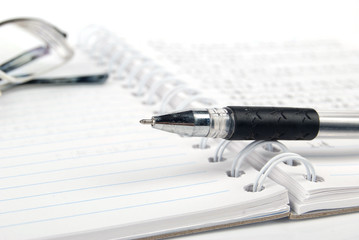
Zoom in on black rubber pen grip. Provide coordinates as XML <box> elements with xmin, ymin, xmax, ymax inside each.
<box><xmin>225</xmin><ymin>106</ymin><xmax>320</xmax><ymax>140</ymax></box>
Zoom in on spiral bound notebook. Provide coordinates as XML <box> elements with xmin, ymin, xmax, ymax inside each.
<box><xmin>1</xmin><ymin>25</ymin><xmax>359</xmax><ymax>239</ymax></box>
<box><xmin>0</xmin><ymin>32</ymin><xmax>291</xmax><ymax>239</ymax></box>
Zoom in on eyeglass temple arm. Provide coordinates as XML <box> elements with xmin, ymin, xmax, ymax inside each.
<box><xmin>0</xmin><ymin>45</ymin><xmax>50</xmax><ymax>73</ymax></box>
<box><xmin>25</xmin><ymin>73</ymin><xmax>108</xmax><ymax>84</ymax></box>
<box><xmin>0</xmin><ymin>73</ymin><xmax>109</xmax><ymax>92</ymax></box>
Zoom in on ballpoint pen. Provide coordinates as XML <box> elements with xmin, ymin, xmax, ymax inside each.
<box><xmin>140</xmin><ymin>106</ymin><xmax>359</xmax><ymax>140</ymax></box>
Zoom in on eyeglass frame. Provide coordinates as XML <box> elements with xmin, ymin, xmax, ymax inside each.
<box><xmin>0</xmin><ymin>17</ymin><xmax>74</xmax><ymax>86</ymax></box>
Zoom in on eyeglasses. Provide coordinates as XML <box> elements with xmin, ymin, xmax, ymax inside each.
<box><xmin>0</xmin><ymin>18</ymin><xmax>107</xmax><ymax>93</ymax></box>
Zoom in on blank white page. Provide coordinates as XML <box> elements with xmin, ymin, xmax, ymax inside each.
<box><xmin>0</xmin><ymin>52</ymin><xmax>288</xmax><ymax>240</ymax></box>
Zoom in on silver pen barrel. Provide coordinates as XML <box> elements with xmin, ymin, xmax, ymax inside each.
<box><xmin>317</xmin><ymin>111</ymin><xmax>359</xmax><ymax>138</ymax></box>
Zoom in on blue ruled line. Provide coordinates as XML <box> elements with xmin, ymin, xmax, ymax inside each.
<box><xmin>0</xmin><ymin>110</ymin><xmax>132</xmax><ymax>135</ymax></box>
<box><xmin>0</xmin><ymin>135</ymin><xmax>164</xmax><ymax>162</ymax></box>
<box><xmin>0</xmin><ymin>153</ymin><xmax>186</xmax><ymax>190</ymax></box>
<box><xmin>0</xmin><ymin>103</ymin><xmax>139</xmax><ymax>127</ymax></box>
<box><xmin>330</xmin><ymin>173</ymin><xmax>359</xmax><ymax>176</ymax></box>
<box><xmin>0</xmin><ymin>120</ymin><xmax>136</xmax><ymax>143</ymax></box>
<box><xmin>0</xmin><ymin>180</ymin><xmax>218</xmax><ymax>215</ymax></box>
<box><xmin>0</xmin><ymin>114</ymin><xmax>114</xmax><ymax>134</ymax></box>
<box><xmin>0</xmin><ymin>190</ymin><xmax>229</xmax><ymax>229</ymax></box>
<box><xmin>0</xmin><ymin>143</ymin><xmax>174</xmax><ymax>169</ymax></box>
<box><xmin>0</xmin><ymin>145</ymin><xmax>177</xmax><ymax>180</ymax></box>
<box><xmin>0</xmin><ymin>129</ymin><xmax>154</xmax><ymax>151</ymax></box>
<box><xmin>0</xmin><ymin>145</ymin><xmax>174</xmax><ymax>179</ymax></box>
<box><xmin>0</xmin><ymin>169</ymin><xmax>204</xmax><ymax>202</ymax></box>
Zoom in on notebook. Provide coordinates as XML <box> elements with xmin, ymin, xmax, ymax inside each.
<box><xmin>0</xmin><ymin>35</ymin><xmax>290</xmax><ymax>239</ymax></box>
<box><xmin>1</xmin><ymin>24</ymin><xmax>359</xmax><ymax>239</ymax></box>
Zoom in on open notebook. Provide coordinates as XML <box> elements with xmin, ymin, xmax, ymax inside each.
<box><xmin>0</xmin><ymin>50</ymin><xmax>289</xmax><ymax>239</ymax></box>
<box><xmin>1</xmin><ymin>25</ymin><xmax>359</xmax><ymax>240</ymax></box>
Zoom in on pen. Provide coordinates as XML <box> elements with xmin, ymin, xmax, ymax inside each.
<box><xmin>140</xmin><ymin>107</ymin><xmax>359</xmax><ymax>140</ymax></box>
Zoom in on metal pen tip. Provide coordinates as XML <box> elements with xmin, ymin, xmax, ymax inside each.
<box><xmin>140</xmin><ymin>119</ymin><xmax>154</xmax><ymax>125</ymax></box>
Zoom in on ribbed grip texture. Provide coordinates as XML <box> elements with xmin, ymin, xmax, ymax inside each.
<box><xmin>226</xmin><ymin>106</ymin><xmax>319</xmax><ymax>140</ymax></box>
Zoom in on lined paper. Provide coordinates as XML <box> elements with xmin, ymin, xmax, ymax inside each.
<box><xmin>0</xmin><ymin>53</ymin><xmax>288</xmax><ymax>240</ymax></box>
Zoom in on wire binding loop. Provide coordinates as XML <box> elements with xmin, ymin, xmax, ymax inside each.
<box><xmin>77</xmin><ymin>25</ymin><xmax>104</xmax><ymax>50</ymax></box>
<box><xmin>175</xmin><ymin>95</ymin><xmax>215</xmax><ymax>111</ymax></box>
<box><xmin>230</xmin><ymin>140</ymin><xmax>288</xmax><ymax>178</ymax></box>
<box><xmin>252</xmin><ymin>152</ymin><xmax>317</xmax><ymax>192</ymax></box>
<box><xmin>107</xmin><ymin>45</ymin><xmax>129</xmax><ymax>73</ymax></box>
<box><xmin>77</xmin><ymin>25</ymin><xmax>100</xmax><ymax>49</ymax></box>
<box><xmin>89</xmin><ymin>36</ymin><xmax>108</xmax><ymax>59</ymax></box>
<box><xmin>209</xmin><ymin>140</ymin><xmax>231</xmax><ymax>162</ymax></box>
<box><xmin>192</xmin><ymin>138</ymin><xmax>210</xmax><ymax>149</ymax></box>
<box><xmin>144</xmin><ymin>76</ymin><xmax>182</xmax><ymax>105</ymax></box>
<box><xmin>115</xmin><ymin>51</ymin><xmax>143</xmax><ymax>82</ymax></box>
<box><xmin>97</xmin><ymin>35</ymin><xmax>121</xmax><ymax>65</ymax></box>
<box><xmin>134</xmin><ymin>67</ymin><xmax>169</xmax><ymax>96</ymax></box>
<box><xmin>158</xmin><ymin>85</ymin><xmax>197</xmax><ymax>113</ymax></box>
<box><xmin>126</xmin><ymin>59</ymin><xmax>155</xmax><ymax>88</ymax></box>
<box><xmin>88</xmin><ymin>30</ymin><xmax>112</xmax><ymax>59</ymax></box>
<box><xmin>200</xmin><ymin>137</ymin><xmax>210</xmax><ymax>149</ymax></box>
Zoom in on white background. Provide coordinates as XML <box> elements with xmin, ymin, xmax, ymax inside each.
<box><xmin>3</xmin><ymin>0</ymin><xmax>359</xmax><ymax>44</ymax></box>
<box><xmin>2</xmin><ymin>0</ymin><xmax>359</xmax><ymax>239</ymax></box>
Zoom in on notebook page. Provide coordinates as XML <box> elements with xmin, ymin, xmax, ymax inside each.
<box><xmin>0</xmin><ymin>52</ymin><xmax>288</xmax><ymax>239</ymax></box>
<box><xmin>148</xmin><ymin>40</ymin><xmax>359</xmax><ymax>110</ymax></box>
